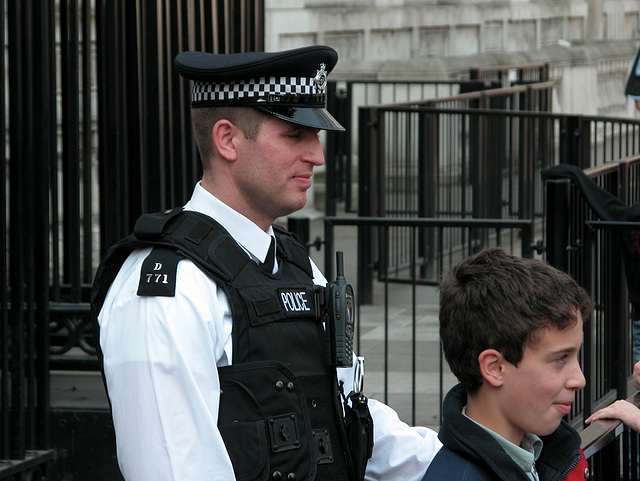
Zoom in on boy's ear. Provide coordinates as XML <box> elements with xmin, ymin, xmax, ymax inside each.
<box><xmin>478</xmin><ymin>349</ymin><xmax>506</xmax><ymax>387</ymax></box>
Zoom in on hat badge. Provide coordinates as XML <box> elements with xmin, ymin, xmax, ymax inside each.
<box><xmin>314</xmin><ymin>63</ymin><xmax>328</xmax><ymax>92</ymax></box>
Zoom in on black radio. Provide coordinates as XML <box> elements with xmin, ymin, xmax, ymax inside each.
<box><xmin>322</xmin><ymin>251</ymin><xmax>355</xmax><ymax>367</ymax></box>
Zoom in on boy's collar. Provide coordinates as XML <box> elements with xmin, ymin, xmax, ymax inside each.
<box><xmin>462</xmin><ymin>406</ymin><xmax>543</xmax><ymax>474</ymax></box>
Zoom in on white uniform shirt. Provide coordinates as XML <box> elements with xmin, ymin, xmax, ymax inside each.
<box><xmin>98</xmin><ymin>182</ymin><xmax>441</xmax><ymax>481</ymax></box>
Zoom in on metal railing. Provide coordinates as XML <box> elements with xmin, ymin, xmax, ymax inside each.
<box><xmin>319</xmin><ymin>210</ymin><xmax>639</xmax><ymax>478</ymax></box>
<box><xmin>322</xmin><ymin>215</ymin><xmax>534</xmax><ymax>426</ymax></box>
<box><xmin>356</xmin><ymin>103</ymin><xmax>640</xmax><ymax>303</ymax></box>
<box><xmin>2</xmin><ymin>1</ymin><xmax>637</xmax><ymax>473</ymax></box>
<box><xmin>1</xmin><ymin>0</ymin><xmax>264</xmax><ymax>478</ymax></box>
<box><xmin>360</xmin><ymin>108</ymin><xmax>640</xmax><ymax>220</ymax></box>
<box><xmin>543</xmin><ymin>157</ymin><xmax>640</xmax><ymax>479</ymax></box>
<box><xmin>469</xmin><ymin>62</ymin><xmax>549</xmax><ymax>87</ymax></box>
<box><xmin>423</xmin><ymin>80</ymin><xmax>555</xmax><ymax>111</ymax></box>
<box><xmin>580</xmin><ymin>389</ymin><xmax>640</xmax><ymax>480</ymax></box>
<box><xmin>545</xmin><ymin>159</ymin><xmax>640</xmax><ymax>403</ymax></box>
<box><xmin>326</xmin><ymin>79</ymin><xmax>463</xmax><ymax>215</ymax></box>
<box><xmin>325</xmin><ymin>64</ymin><xmax>551</xmax><ymax>216</ymax></box>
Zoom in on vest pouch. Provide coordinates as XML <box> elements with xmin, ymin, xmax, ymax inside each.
<box><xmin>219</xmin><ymin>420</ymin><xmax>269</xmax><ymax>481</ymax></box>
<box><xmin>344</xmin><ymin>393</ymin><xmax>374</xmax><ymax>481</ymax></box>
<box><xmin>218</xmin><ymin>361</ymin><xmax>318</xmax><ymax>481</ymax></box>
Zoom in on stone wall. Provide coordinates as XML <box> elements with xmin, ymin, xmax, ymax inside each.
<box><xmin>265</xmin><ymin>0</ymin><xmax>640</xmax><ymax>117</ymax></box>
<box><xmin>265</xmin><ymin>1</ymin><xmax>640</xmax><ymax>213</ymax></box>
<box><xmin>266</xmin><ymin>0</ymin><xmax>640</xmax><ymax>55</ymax></box>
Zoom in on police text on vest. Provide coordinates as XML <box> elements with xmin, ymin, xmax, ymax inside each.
<box><xmin>280</xmin><ymin>290</ymin><xmax>311</xmax><ymax>313</ymax></box>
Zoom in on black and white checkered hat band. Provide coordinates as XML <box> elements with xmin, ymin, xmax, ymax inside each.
<box><xmin>192</xmin><ymin>76</ymin><xmax>324</xmax><ymax>105</ymax></box>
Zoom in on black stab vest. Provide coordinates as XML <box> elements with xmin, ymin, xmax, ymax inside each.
<box><xmin>91</xmin><ymin>208</ymin><xmax>355</xmax><ymax>481</ymax></box>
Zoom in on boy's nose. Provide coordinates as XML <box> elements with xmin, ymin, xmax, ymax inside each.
<box><xmin>568</xmin><ymin>362</ymin><xmax>586</xmax><ymax>391</ymax></box>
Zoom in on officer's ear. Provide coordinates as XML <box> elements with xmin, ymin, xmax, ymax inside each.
<box><xmin>212</xmin><ymin>119</ymin><xmax>241</xmax><ymax>162</ymax></box>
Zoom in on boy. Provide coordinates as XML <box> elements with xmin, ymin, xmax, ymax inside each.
<box><xmin>423</xmin><ymin>248</ymin><xmax>592</xmax><ymax>481</ymax></box>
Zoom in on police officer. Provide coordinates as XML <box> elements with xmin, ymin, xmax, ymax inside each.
<box><xmin>93</xmin><ymin>45</ymin><xmax>441</xmax><ymax>481</ymax></box>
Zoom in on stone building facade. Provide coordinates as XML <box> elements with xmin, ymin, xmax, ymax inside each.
<box><xmin>265</xmin><ymin>0</ymin><xmax>640</xmax><ymax>116</ymax></box>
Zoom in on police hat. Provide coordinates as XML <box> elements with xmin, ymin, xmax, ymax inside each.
<box><xmin>174</xmin><ymin>46</ymin><xmax>345</xmax><ymax>131</ymax></box>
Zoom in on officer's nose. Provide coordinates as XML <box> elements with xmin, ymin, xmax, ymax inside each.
<box><xmin>303</xmin><ymin>132</ymin><xmax>325</xmax><ymax>166</ymax></box>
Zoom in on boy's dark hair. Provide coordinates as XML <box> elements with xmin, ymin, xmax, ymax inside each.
<box><xmin>439</xmin><ymin>247</ymin><xmax>591</xmax><ymax>394</ymax></box>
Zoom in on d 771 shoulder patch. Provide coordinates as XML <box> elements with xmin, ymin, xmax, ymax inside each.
<box><xmin>137</xmin><ymin>246</ymin><xmax>180</xmax><ymax>297</ymax></box>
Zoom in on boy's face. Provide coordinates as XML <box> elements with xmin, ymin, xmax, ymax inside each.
<box><xmin>497</xmin><ymin>314</ymin><xmax>585</xmax><ymax>444</ymax></box>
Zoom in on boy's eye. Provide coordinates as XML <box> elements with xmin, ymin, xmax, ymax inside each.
<box><xmin>556</xmin><ymin>354</ymin><xmax>569</xmax><ymax>364</ymax></box>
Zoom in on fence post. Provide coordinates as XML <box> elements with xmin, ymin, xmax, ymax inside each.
<box><xmin>545</xmin><ymin>178</ymin><xmax>570</xmax><ymax>272</ymax></box>
<box><xmin>325</xmin><ymin>82</ymin><xmax>339</xmax><ymax>218</ymax></box>
<box><xmin>287</xmin><ymin>217</ymin><xmax>310</xmax><ymax>252</ymax></box>
<box><xmin>325</xmin><ymin>81</ymin><xmax>352</xmax><ymax>216</ymax></box>
<box><xmin>560</xmin><ymin>115</ymin><xmax>591</xmax><ymax>169</ymax></box>
<box><xmin>356</xmin><ymin>107</ymin><xmax>378</xmax><ymax>304</ymax></box>
<box><xmin>609</xmin><ymin>226</ymin><xmax>631</xmax><ymax>400</ymax></box>
<box><xmin>418</xmin><ymin>109</ymin><xmax>438</xmax><ymax>279</ymax></box>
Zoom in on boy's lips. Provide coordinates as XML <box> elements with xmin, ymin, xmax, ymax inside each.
<box><xmin>554</xmin><ymin>402</ymin><xmax>573</xmax><ymax>415</ymax></box>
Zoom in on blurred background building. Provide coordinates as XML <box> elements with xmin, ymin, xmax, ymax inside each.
<box><xmin>265</xmin><ymin>0</ymin><xmax>640</xmax><ymax>117</ymax></box>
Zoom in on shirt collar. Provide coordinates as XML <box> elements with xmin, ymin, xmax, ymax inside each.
<box><xmin>462</xmin><ymin>407</ymin><xmax>543</xmax><ymax>478</ymax></box>
<box><xmin>184</xmin><ymin>182</ymin><xmax>275</xmax><ymax>263</ymax></box>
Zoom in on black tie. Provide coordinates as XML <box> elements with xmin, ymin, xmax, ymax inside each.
<box><xmin>262</xmin><ymin>236</ymin><xmax>276</xmax><ymax>274</ymax></box>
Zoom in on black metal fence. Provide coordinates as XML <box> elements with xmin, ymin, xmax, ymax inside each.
<box><xmin>322</xmin><ymin>216</ymin><xmax>533</xmax><ymax>427</ymax></box>
<box><xmin>325</xmin><ymin>80</ymin><xmax>461</xmax><ymax>215</ymax></box>
<box><xmin>359</xmin><ymin>109</ymin><xmax>640</xmax><ymax>221</ymax></box>
<box><xmin>324</xmin><ymin>62</ymin><xmax>550</xmax><ymax>216</ymax></box>
<box><xmin>469</xmin><ymin>62</ymin><xmax>549</xmax><ymax>87</ymax></box>
<box><xmin>316</xmin><ymin>159</ymin><xmax>640</xmax><ymax>478</ymax></box>
<box><xmin>581</xmin><ymin>396</ymin><xmax>640</xmax><ymax>481</ymax></box>
<box><xmin>1</xmin><ymin>1</ymin><xmax>263</xmax><ymax>479</ymax></box>
<box><xmin>355</xmin><ymin>103</ymin><xmax>640</xmax><ymax>302</ymax></box>
<box><xmin>323</xmin><ymin>79</ymin><xmax>640</xmax><ymax>478</ymax></box>
<box><xmin>3</xmin><ymin>1</ymin><xmax>60</xmax><ymax>477</ymax></box>
<box><xmin>543</xmin><ymin>157</ymin><xmax>640</xmax><ymax>479</ymax></box>
<box><xmin>3</xmin><ymin>0</ymin><xmax>639</xmax><ymax>476</ymax></box>
<box><xmin>547</xmin><ymin>161</ymin><xmax>638</xmax><ymax>408</ymax></box>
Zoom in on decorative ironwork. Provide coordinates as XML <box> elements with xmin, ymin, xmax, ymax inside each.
<box><xmin>0</xmin><ymin>450</ymin><xmax>53</xmax><ymax>481</ymax></box>
<box><xmin>49</xmin><ymin>306</ymin><xmax>95</xmax><ymax>356</ymax></box>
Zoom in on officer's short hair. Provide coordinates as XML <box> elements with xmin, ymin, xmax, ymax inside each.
<box><xmin>439</xmin><ymin>247</ymin><xmax>591</xmax><ymax>395</ymax></box>
<box><xmin>191</xmin><ymin>106</ymin><xmax>266</xmax><ymax>166</ymax></box>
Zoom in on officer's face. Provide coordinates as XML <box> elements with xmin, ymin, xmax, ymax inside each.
<box><xmin>234</xmin><ymin>115</ymin><xmax>324</xmax><ymax>228</ymax></box>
